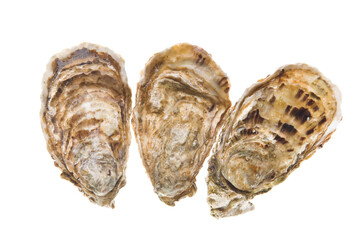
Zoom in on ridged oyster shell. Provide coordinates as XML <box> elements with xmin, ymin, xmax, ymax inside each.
<box><xmin>132</xmin><ymin>43</ymin><xmax>231</xmax><ymax>205</ymax></box>
<box><xmin>207</xmin><ymin>64</ymin><xmax>342</xmax><ymax>218</ymax></box>
<box><xmin>40</xmin><ymin>43</ymin><xmax>132</xmax><ymax>208</ymax></box>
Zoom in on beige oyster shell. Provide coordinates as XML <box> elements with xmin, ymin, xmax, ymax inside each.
<box><xmin>207</xmin><ymin>64</ymin><xmax>342</xmax><ymax>218</ymax></box>
<box><xmin>40</xmin><ymin>43</ymin><xmax>132</xmax><ymax>208</ymax></box>
<box><xmin>132</xmin><ymin>43</ymin><xmax>231</xmax><ymax>205</ymax></box>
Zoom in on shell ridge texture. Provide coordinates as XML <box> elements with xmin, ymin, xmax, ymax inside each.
<box><xmin>207</xmin><ymin>63</ymin><xmax>341</xmax><ymax>218</ymax></box>
<box><xmin>132</xmin><ymin>43</ymin><xmax>231</xmax><ymax>205</ymax></box>
<box><xmin>41</xmin><ymin>43</ymin><xmax>131</xmax><ymax>207</ymax></box>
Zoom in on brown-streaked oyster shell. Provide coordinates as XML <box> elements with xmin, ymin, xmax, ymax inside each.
<box><xmin>132</xmin><ymin>43</ymin><xmax>231</xmax><ymax>205</ymax></box>
<box><xmin>40</xmin><ymin>43</ymin><xmax>131</xmax><ymax>208</ymax></box>
<box><xmin>207</xmin><ymin>64</ymin><xmax>342</xmax><ymax>218</ymax></box>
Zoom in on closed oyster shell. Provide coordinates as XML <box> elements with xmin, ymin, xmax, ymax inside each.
<box><xmin>132</xmin><ymin>43</ymin><xmax>231</xmax><ymax>205</ymax></box>
<box><xmin>40</xmin><ymin>43</ymin><xmax>131</xmax><ymax>208</ymax></box>
<box><xmin>207</xmin><ymin>64</ymin><xmax>342</xmax><ymax>218</ymax></box>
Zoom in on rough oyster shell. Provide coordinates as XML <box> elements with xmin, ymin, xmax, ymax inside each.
<box><xmin>207</xmin><ymin>64</ymin><xmax>342</xmax><ymax>218</ymax></box>
<box><xmin>40</xmin><ymin>43</ymin><xmax>132</xmax><ymax>208</ymax></box>
<box><xmin>132</xmin><ymin>43</ymin><xmax>231</xmax><ymax>205</ymax></box>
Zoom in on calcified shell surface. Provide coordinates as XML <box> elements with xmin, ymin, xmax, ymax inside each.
<box><xmin>132</xmin><ymin>43</ymin><xmax>231</xmax><ymax>205</ymax></box>
<box><xmin>207</xmin><ymin>64</ymin><xmax>342</xmax><ymax>218</ymax></box>
<box><xmin>41</xmin><ymin>43</ymin><xmax>131</xmax><ymax>207</ymax></box>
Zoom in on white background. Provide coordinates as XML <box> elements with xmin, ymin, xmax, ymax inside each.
<box><xmin>0</xmin><ymin>0</ymin><xmax>360</xmax><ymax>239</ymax></box>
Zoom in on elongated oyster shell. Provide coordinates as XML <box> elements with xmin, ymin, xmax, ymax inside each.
<box><xmin>132</xmin><ymin>43</ymin><xmax>231</xmax><ymax>205</ymax></box>
<box><xmin>207</xmin><ymin>64</ymin><xmax>342</xmax><ymax>218</ymax></box>
<box><xmin>40</xmin><ymin>43</ymin><xmax>131</xmax><ymax>208</ymax></box>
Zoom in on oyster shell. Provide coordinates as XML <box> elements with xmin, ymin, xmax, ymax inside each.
<box><xmin>207</xmin><ymin>64</ymin><xmax>342</xmax><ymax>218</ymax></box>
<box><xmin>40</xmin><ymin>43</ymin><xmax>131</xmax><ymax>208</ymax></box>
<box><xmin>132</xmin><ymin>43</ymin><xmax>231</xmax><ymax>205</ymax></box>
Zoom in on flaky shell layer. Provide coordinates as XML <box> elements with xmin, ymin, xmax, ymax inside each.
<box><xmin>207</xmin><ymin>64</ymin><xmax>342</xmax><ymax>218</ymax></box>
<box><xmin>132</xmin><ymin>43</ymin><xmax>231</xmax><ymax>205</ymax></box>
<box><xmin>41</xmin><ymin>43</ymin><xmax>132</xmax><ymax>207</ymax></box>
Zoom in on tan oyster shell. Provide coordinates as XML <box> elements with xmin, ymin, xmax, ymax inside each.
<box><xmin>132</xmin><ymin>43</ymin><xmax>231</xmax><ymax>205</ymax></box>
<box><xmin>40</xmin><ymin>43</ymin><xmax>131</xmax><ymax>208</ymax></box>
<box><xmin>207</xmin><ymin>64</ymin><xmax>342</xmax><ymax>218</ymax></box>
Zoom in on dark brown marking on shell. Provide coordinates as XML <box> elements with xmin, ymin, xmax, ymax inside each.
<box><xmin>281</xmin><ymin>123</ymin><xmax>297</xmax><ymax>135</ymax></box>
<box><xmin>302</xmin><ymin>94</ymin><xmax>309</xmax><ymax>101</ymax></box>
<box><xmin>248</xmin><ymin>129</ymin><xmax>258</xmax><ymax>135</ymax></box>
<box><xmin>266</xmin><ymin>172</ymin><xmax>276</xmax><ymax>181</ymax></box>
<box><xmin>269</xmin><ymin>96</ymin><xmax>276</xmax><ymax>103</ymax></box>
<box><xmin>223</xmin><ymin>178</ymin><xmax>248</xmax><ymax>195</ymax></box>
<box><xmin>209</xmin><ymin>104</ymin><xmax>215</xmax><ymax>112</ymax></box>
<box><xmin>285</xmin><ymin>105</ymin><xmax>292</xmax><ymax>114</ymax></box>
<box><xmin>231</xmin><ymin>128</ymin><xmax>258</xmax><ymax>145</ymax></box>
<box><xmin>279</xmin><ymin>83</ymin><xmax>285</xmax><ymax>89</ymax></box>
<box><xmin>233</xmin><ymin>134</ymin><xmax>240</xmax><ymax>142</ymax></box>
<box><xmin>224</xmin><ymin>87</ymin><xmax>230</xmax><ymax>93</ymax></box>
<box><xmin>287</xmin><ymin>148</ymin><xmax>294</xmax><ymax>152</ymax></box>
<box><xmin>306</xmin><ymin>128</ymin><xmax>315</xmax><ymax>135</ymax></box>
<box><xmin>295</xmin><ymin>89</ymin><xmax>304</xmax><ymax>98</ymax></box>
<box><xmin>290</xmin><ymin>108</ymin><xmax>298</xmax><ymax>117</ymax></box>
<box><xmin>219</xmin><ymin>77</ymin><xmax>228</xmax><ymax>87</ymax></box>
<box><xmin>243</xmin><ymin>109</ymin><xmax>264</xmax><ymax>125</ymax></box>
<box><xmin>196</xmin><ymin>54</ymin><xmax>206</xmax><ymax>65</ymax></box>
<box><xmin>278</xmin><ymin>69</ymin><xmax>285</xmax><ymax>78</ymax></box>
<box><xmin>57</xmin><ymin>48</ymin><xmax>122</xmax><ymax>73</ymax></box>
<box><xmin>196</xmin><ymin>54</ymin><xmax>202</xmax><ymax>64</ymax></box>
<box><xmin>313</xmin><ymin>105</ymin><xmax>319</xmax><ymax>111</ymax></box>
<box><xmin>307</xmin><ymin>99</ymin><xmax>315</xmax><ymax>106</ymax></box>
<box><xmin>274</xmin><ymin>134</ymin><xmax>288</xmax><ymax>144</ymax></box>
<box><xmin>310</xmin><ymin>92</ymin><xmax>321</xmax><ymax>100</ymax></box>
<box><xmin>290</xmin><ymin>107</ymin><xmax>312</xmax><ymax>124</ymax></box>
<box><xmin>277</xmin><ymin>120</ymin><xmax>282</xmax><ymax>128</ymax></box>
<box><xmin>300</xmin><ymin>137</ymin><xmax>306</xmax><ymax>141</ymax></box>
<box><xmin>319</xmin><ymin>116</ymin><xmax>327</xmax><ymax>125</ymax></box>
<box><xmin>238</xmin><ymin>128</ymin><xmax>258</xmax><ymax>136</ymax></box>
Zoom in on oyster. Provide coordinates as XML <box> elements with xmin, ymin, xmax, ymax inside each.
<box><xmin>40</xmin><ymin>43</ymin><xmax>131</xmax><ymax>208</ymax></box>
<box><xmin>207</xmin><ymin>64</ymin><xmax>342</xmax><ymax>218</ymax></box>
<box><xmin>132</xmin><ymin>43</ymin><xmax>231</xmax><ymax>205</ymax></box>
